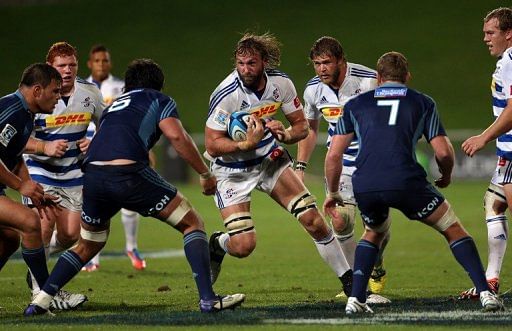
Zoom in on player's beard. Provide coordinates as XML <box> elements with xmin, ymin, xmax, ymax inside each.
<box><xmin>240</xmin><ymin>71</ymin><xmax>264</xmax><ymax>91</ymax></box>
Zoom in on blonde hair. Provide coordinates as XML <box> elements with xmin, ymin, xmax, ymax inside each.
<box><xmin>234</xmin><ymin>32</ymin><xmax>281</xmax><ymax>69</ymax></box>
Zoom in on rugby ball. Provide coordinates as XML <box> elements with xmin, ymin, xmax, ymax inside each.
<box><xmin>227</xmin><ymin>111</ymin><xmax>251</xmax><ymax>141</ymax></box>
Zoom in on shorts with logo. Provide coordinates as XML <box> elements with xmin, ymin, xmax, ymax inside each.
<box><xmin>212</xmin><ymin>147</ymin><xmax>291</xmax><ymax>209</ymax></box>
<box><xmin>355</xmin><ymin>183</ymin><xmax>445</xmax><ymax>228</ymax></box>
<box><xmin>22</xmin><ymin>184</ymin><xmax>82</xmax><ymax>212</ymax></box>
<box><xmin>81</xmin><ymin>163</ymin><xmax>177</xmax><ymax>227</ymax></box>
<box><xmin>491</xmin><ymin>156</ymin><xmax>512</xmax><ymax>186</ymax></box>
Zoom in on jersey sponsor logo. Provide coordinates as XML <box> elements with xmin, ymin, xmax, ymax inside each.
<box><xmin>0</xmin><ymin>124</ymin><xmax>17</xmax><ymax>147</ymax></box>
<box><xmin>319</xmin><ymin>103</ymin><xmax>343</xmax><ymax>120</ymax></box>
<box><xmin>44</xmin><ymin>112</ymin><xmax>92</xmax><ymax>128</ymax></box>
<box><xmin>148</xmin><ymin>195</ymin><xmax>171</xmax><ymax>214</ymax></box>
<box><xmin>416</xmin><ymin>196</ymin><xmax>441</xmax><ymax>218</ymax></box>
<box><xmin>212</xmin><ymin>108</ymin><xmax>229</xmax><ymax>127</ymax></box>
<box><xmin>320</xmin><ymin>96</ymin><xmax>329</xmax><ymax>104</ymax></box>
<box><xmin>81</xmin><ymin>211</ymin><xmax>101</xmax><ymax>224</ymax></box>
<box><xmin>374</xmin><ymin>87</ymin><xmax>407</xmax><ymax>98</ymax></box>
<box><xmin>248</xmin><ymin>102</ymin><xmax>281</xmax><ymax>119</ymax></box>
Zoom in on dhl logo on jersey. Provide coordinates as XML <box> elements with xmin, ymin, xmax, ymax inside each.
<box><xmin>45</xmin><ymin>112</ymin><xmax>92</xmax><ymax>128</ymax></box>
<box><xmin>320</xmin><ymin>103</ymin><xmax>343</xmax><ymax>121</ymax></box>
<box><xmin>248</xmin><ymin>102</ymin><xmax>281</xmax><ymax>119</ymax></box>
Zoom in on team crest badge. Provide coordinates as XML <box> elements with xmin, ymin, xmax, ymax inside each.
<box><xmin>0</xmin><ymin>124</ymin><xmax>17</xmax><ymax>147</ymax></box>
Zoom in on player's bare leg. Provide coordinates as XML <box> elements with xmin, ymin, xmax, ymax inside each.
<box><xmin>271</xmin><ymin>167</ymin><xmax>353</xmax><ymax>296</ymax></box>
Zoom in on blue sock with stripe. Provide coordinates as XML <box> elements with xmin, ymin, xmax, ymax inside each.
<box><xmin>183</xmin><ymin>230</ymin><xmax>216</xmax><ymax>300</ymax></box>
<box><xmin>352</xmin><ymin>239</ymin><xmax>379</xmax><ymax>302</ymax></box>
<box><xmin>22</xmin><ymin>246</ymin><xmax>49</xmax><ymax>289</ymax></box>
<box><xmin>42</xmin><ymin>250</ymin><xmax>85</xmax><ymax>296</ymax></box>
<box><xmin>450</xmin><ymin>236</ymin><xmax>488</xmax><ymax>293</ymax></box>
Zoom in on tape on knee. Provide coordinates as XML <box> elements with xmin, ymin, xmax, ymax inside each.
<box><xmin>432</xmin><ymin>203</ymin><xmax>459</xmax><ymax>232</ymax></box>
<box><xmin>164</xmin><ymin>197</ymin><xmax>192</xmax><ymax>226</ymax></box>
<box><xmin>80</xmin><ymin>227</ymin><xmax>108</xmax><ymax>243</ymax></box>
<box><xmin>287</xmin><ymin>191</ymin><xmax>317</xmax><ymax>219</ymax></box>
<box><xmin>485</xmin><ymin>183</ymin><xmax>507</xmax><ymax>218</ymax></box>
<box><xmin>223</xmin><ymin>212</ymin><xmax>254</xmax><ymax>236</ymax></box>
<box><xmin>364</xmin><ymin>215</ymin><xmax>392</xmax><ymax>234</ymax></box>
<box><xmin>332</xmin><ymin>204</ymin><xmax>355</xmax><ymax>239</ymax></box>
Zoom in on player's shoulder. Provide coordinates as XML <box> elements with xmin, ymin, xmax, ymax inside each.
<box><xmin>305</xmin><ymin>75</ymin><xmax>321</xmax><ymax>88</ymax></box>
<box><xmin>347</xmin><ymin>62</ymin><xmax>377</xmax><ymax>79</ymax></box>
<box><xmin>75</xmin><ymin>77</ymin><xmax>102</xmax><ymax>97</ymax></box>
<box><xmin>265</xmin><ymin>68</ymin><xmax>290</xmax><ymax>79</ymax></box>
<box><xmin>76</xmin><ymin>76</ymin><xmax>97</xmax><ymax>87</ymax></box>
<box><xmin>0</xmin><ymin>92</ymin><xmax>26</xmax><ymax>120</ymax></box>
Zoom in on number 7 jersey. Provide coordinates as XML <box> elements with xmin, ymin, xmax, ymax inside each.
<box><xmin>334</xmin><ymin>82</ymin><xmax>446</xmax><ymax>193</ymax></box>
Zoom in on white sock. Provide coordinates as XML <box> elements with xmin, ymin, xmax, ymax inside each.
<box><xmin>334</xmin><ymin>233</ymin><xmax>356</xmax><ymax>269</ymax></box>
<box><xmin>486</xmin><ymin>215</ymin><xmax>508</xmax><ymax>279</ymax></box>
<box><xmin>121</xmin><ymin>209</ymin><xmax>139</xmax><ymax>251</ymax></box>
<box><xmin>314</xmin><ymin>230</ymin><xmax>351</xmax><ymax>277</ymax></box>
<box><xmin>218</xmin><ymin>233</ymin><xmax>230</xmax><ymax>253</ymax></box>
<box><xmin>49</xmin><ymin>231</ymin><xmax>66</xmax><ymax>255</ymax></box>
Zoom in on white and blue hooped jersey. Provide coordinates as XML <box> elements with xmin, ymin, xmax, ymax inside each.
<box><xmin>25</xmin><ymin>78</ymin><xmax>105</xmax><ymax>187</ymax></box>
<box><xmin>206</xmin><ymin>69</ymin><xmax>303</xmax><ymax>168</ymax></box>
<box><xmin>303</xmin><ymin>62</ymin><xmax>377</xmax><ymax>169</ymax></box>
<box><xmin>492</xmin><ymin>47</ymin><xmax>512</xmax><ymax>159</ymax></box>
<box><xmin>86</xmin><ymin>74</ymin><xmax>124</xmax><ymax>139</ymax></box>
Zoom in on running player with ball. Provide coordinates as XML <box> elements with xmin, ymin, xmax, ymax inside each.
<box><xmin>205</xmin><ymin>32</ymin><xmax>354</xmax><ymax>298</ymax></box>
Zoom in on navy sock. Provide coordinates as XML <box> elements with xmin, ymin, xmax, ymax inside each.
<box><xmin>352</xmin><ymin>240</ymin><xmax>379</xmax><ymax>302</ymax></box>
<box><xmin>450</xmin><ymin>236</ymin><xmax>488</xmax><ymax>293</ymax></box>
<box><xmin>42</xmin><ymin>250</ymin><xmax>85</xmax><ymax>296</ymax></box>
<box><xmin>21</xmin><ymin>246</ymin><xmax>49</xmax><ymax>289</ymax></box>
<box><xmin>183</xmin><ymin>230</ymin><xmax>215</xmax><ymax>301</ymax></box>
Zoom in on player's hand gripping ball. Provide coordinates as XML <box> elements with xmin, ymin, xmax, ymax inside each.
<box><xmin>227</xmin><ymin>111</ymin><xmax>251</xmax><ymax>141</ymax></box>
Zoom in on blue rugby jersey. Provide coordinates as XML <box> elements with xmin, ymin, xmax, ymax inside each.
<box><xmin>0</xmin><ymin>91</ymin><xmax>34</xmax><ymax>189</ymax></box>
<box><xmin>334</xmin><ymin>82</ymin><xmax>446</xmax><ymax>192</ymax></box>
<box><xmin>85</xmin><ymin>88</ymin><xmax>178</xmax><ymax>165</ymax></box>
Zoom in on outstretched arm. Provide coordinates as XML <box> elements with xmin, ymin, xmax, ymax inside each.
<box><xmin>295</xmin><ymin>119</ymin><xmax>319</xmax><ymax>181</ymax></box>
<box><xmin>430</xmin><ymin>135</ymin><xmax>454</xmax><ymax>188</ymax></box>
<box><xmin>323</xmin><ymin>133</ymin><xmax>353</xmax><ymax>217</ymax></box>
<box><xmin>462</xmin><ymin>98</ymin><xmax>512</xmax><ymax>157</ymax></box>
<box><xmin>160</xmin><ymin>117</ymin><xmax>215</xmax><ymax>195</ymax></box>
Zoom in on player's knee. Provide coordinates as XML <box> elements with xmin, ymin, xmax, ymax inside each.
<box><xmin>57</xmin><ymin>228</ymin><xmax>80</xmax><ymax>247</ymax></box>
<box><xmin>484</xmin><ymin>184</ymin><xmax>507</xmax><ymax>218</ymax></box>
<box><xmin>364</xmin><ymin>215</ymin><xmax>391</xmax><ymax>234</ymax></box>
<box><xmin>431</xmin><ymin>203</ymin><xmax>460</xmax><ymax>232</ymax></box>
<box><xmin>223</xmin><ymin>212</ymin><xmax>254</xmax><ymax>236</ymax></box>
<box><xmin>331</xmin><ymin>204</ymin><xmax>355</xmax><ymax>240</ymax></box>
<box><xmin>21</xmin><ymin>211</ymin><xmax>41</xmax><ymax>237</ymax></box>
<box><xmin>227</xmin><ymin>236</ymin><xmax>256</xmax><ymax>258</ymax></box>
<box><xmin>287</xmin><ymin>191</ymin><xmax>317</xmax><ymax>219</ymax></box>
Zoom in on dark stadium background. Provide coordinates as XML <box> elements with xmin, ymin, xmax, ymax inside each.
<box><xmin>0</xmin><ymin>0</ymin><xmax>505</xmax><ymax>180</ymax></box>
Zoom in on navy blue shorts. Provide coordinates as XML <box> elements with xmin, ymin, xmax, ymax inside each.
<box><xmin>355</xmin><ymin>183</ymin><xmax>445</xmax><ymax>228</ymax></box>
<box><xmin>81</xmin><ymin>163</ymin><xmax>177</xmax><ymax>227</ymax></box>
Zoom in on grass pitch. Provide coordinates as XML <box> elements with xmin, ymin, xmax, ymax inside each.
<box><xmin>0</xmin><ymin>180</ymin><xmax>509</xmax><ymax>330</ymax></box>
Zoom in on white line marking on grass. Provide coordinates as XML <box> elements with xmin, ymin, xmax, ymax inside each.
<box><xmin>264</xmin><ymin>310</ymin><xmax>511</xmax><ymax>325</ymax></box>
<box><xmin>8</xmin><ymin>249</ymin><xmax>185</xmax><ymax>263</ymax></box>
